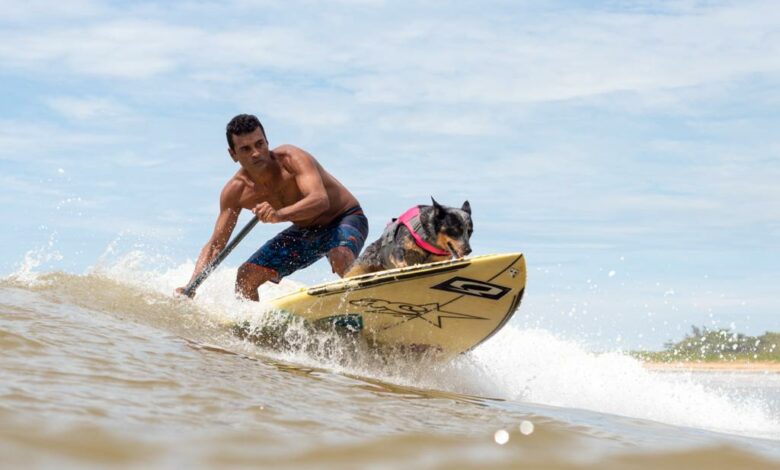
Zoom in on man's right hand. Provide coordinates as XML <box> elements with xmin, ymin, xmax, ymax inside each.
<box><xmin>174</xmin><ymin>287</ymin><xmax>195</xmax><ymax>299</ymax></box>
<box><xmin>253</xmin><ymin>202</ymin><xmax>284</xmax><ymax>223</ymax></box>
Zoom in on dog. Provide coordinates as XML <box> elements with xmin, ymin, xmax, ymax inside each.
<box><xmin>345</xmin><ymin>197</ymin><xmax>473</xmax><ymax>277</ymax></box>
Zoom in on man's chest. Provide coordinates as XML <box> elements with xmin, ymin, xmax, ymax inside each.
<box><xmin>238</xmin><ymin>182</ymin><xmax>301</xmax><ymax>209</ymax></box>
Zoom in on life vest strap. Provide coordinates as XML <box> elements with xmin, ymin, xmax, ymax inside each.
<box><xmin>396</xmin><ymin>206</ymin><xmax>449</xmax><ymax>256</ymax></box>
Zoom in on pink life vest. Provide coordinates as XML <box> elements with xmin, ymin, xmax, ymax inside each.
<box><xmin>394</xmin><ymin>206</ymin><xmax>449</xmax><ymax>256</ymax></box>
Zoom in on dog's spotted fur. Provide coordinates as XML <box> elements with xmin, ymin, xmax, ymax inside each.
<box><xmin>345</xmin><ymin>198</ymin><xmax>473</xmax><ymax>277</ymax></box>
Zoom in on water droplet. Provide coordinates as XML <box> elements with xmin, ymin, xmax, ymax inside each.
<box><xmin>519</xmin><ymin>420</ymin><xmax>534</xmax><ymax>435</ymax></box>
<box><xmin>494</xmin><ymin>429</ymin><xmax>509</xmax><ymax>445</ymax></box>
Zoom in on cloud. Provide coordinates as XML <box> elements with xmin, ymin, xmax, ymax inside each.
<box><xmin>1</xmin><ymin>1</ymin><xmax>778</xmax><ymax>104</ymax></box>
<box><xmin>242</xmin><ymin>83</ymin><xmax>353</xmax><ymax>129</ymax></box>
<box><xmin>45</xmin><ymin>96</ymin><xmax>128</xmax><ymax>120</ymax></box>
<box><xmin>110</xmin><ymin>151</ymin><xmax>165</xmax><ymax>168</ymax></box>
<box><xmin>0</xmin><ymin>174</ymin><xmax>68</xmax><ymax>199</ymax></box>
<box><xmin>0</xmin><ymin>120</ymin><xmax>120</xmax><ymax>161</ymax></box>
<box><xmin>0</xmin><ymin>1</ymin><xmax>777</xmax><ymax>348</ymax></box>
<box><xmin>376</xmin><ymin>109</ymin><xmax>505</xmax><ymax>136</ymax></box>
<box><xmin>0</xmin><ymin>0</ymin><xmax>107</xmax><ymax>23</ymax></box>
<box><xmin>0</xmin><ymin>19</ymin><xmax>202</xmax><ymax>78</ymax></box>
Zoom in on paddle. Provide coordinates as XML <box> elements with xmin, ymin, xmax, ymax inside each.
<box><xmin>181</xmin><ymin>216</ymin><xmax>260</xmax><ymax>297</ymax></box>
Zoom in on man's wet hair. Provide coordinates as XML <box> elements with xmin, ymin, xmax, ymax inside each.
<box><xmin>226</xmin><ymin>114</ymin><xmax>266</xmax><ymax>150</ymax></box>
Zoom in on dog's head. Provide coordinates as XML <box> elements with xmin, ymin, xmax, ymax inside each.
<box><xmin>430</xmin><ymin>197</ymin><xmax>473</xmax><ymax>258</ymax></box>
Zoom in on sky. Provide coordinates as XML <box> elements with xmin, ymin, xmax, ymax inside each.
<box><xmin>1</xmin><ymin>0</ymin><xmax>778</xmax><ymax>349</ymax></box>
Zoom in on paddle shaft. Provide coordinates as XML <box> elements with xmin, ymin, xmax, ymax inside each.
<box><xmin>182</xmin><ymin>216</ymin><xmax>259</xmax><ymax>297</ymax></box>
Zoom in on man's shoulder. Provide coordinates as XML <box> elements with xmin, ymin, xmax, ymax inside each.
<box><xmin>273</xmin><ymin>144</ymin><xmax>310</xmax><ymax>158</ymax></box>
<box><xmin>220</xmin><ymin>172</ymin><xmax>251</xmax><ymax>202</ymax></box>
<box><xmin>273</xmin><ymin>145</ymin><xmax>318</xmax><ymax>171</ymax></box>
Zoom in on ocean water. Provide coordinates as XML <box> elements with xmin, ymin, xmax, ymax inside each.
<box><xmin>1</xmin><ymin>251</ymin><xmax>779</xmax><ymax>469</ymax></box>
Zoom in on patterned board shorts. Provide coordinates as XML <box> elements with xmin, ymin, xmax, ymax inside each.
<box><xmin>246</xmin><ymin>206</ymin><xmax>368</xmax><ymax>282</ymax></box>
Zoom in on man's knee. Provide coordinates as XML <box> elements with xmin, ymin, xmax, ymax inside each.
<box><xmin>236</xmin><ymin>263</ymin><xmax>276</xmax><ymax>290</ymax></box>
<box><xmin>328</xmin><ymin>246</ymin><xmax>355</xmax><ymax>277</ymax></box>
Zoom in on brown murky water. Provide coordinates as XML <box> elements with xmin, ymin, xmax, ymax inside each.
<box><xmin>1</xmin><ymin>264</ymin><xmax>779</xmax><ymax>469</ymax></box>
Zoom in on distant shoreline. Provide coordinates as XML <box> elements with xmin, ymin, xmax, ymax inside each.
<box><xmin>643</xmin><ymin>361</ymin><xmax>780</xmax><ymax>373</ymax></box>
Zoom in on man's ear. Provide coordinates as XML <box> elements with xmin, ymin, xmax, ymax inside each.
<box><xmin>461</xmin><ymin>200</ymin><xmax>471</xmax><ymax>215</ymax></box>
<box><xmin>228</xmin><ymin>147</ymin><xmax>237</xmax><ymax>163</ymax></box>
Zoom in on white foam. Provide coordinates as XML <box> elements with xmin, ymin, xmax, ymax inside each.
<box><xmin>88</xmin><ymin>250</ymin><xmax>304</xmax><ymax>326</ymax></box>
<box><xmin>448</xmin><ymin>326</ymin><xmax>780</xmax><ymax>439</ymax></box>
<box><xmin>12</xmin><ymin>247</ymin><xmax>778</xmax><ymax>441</ymax></box>
<box><xmin>95</xmin><ymin>253</ymin><xmax>780</xmax><ymax>440</ymax></box>
<box><xmin>8</xmin><ymin>233</ymin><xmax>63</xmax><ymax>285</ymax></box>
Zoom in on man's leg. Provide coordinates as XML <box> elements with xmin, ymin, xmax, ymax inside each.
<box><xmin>239</xmin><ymin>224</ymin><xmax>305</xmax><ymax>301</ymax></box>
<box><xmin>327</xmin><ymin>246</ymin><xmax>356</xmax><ymax>278</ymax></box>
<box><xmin>236</xmin><ymin>263</ymin><xmax>278</xmax><ymax>301</ymax></box>
<box><xmin>328</xmin><ymin>209</ymin><xmax>368</xmax><ymax>278</ymax></box>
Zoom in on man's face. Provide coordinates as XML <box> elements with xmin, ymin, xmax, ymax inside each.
<box><xmin>229</xmin><ymin>128</ymin><xmax>270</xmax><ymax>170</ymax></box>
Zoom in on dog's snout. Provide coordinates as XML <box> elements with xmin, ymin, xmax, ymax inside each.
<box><xmin>464</xmin><ymin>247</ymin><xmax>472</xmax><ymax>256</ymax></box>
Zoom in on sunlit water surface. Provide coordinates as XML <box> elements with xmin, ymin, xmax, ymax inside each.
<box><xmin>1</xmin><ymin>252</ymin><xmax>778</xmax><ymax>469</ymax></box>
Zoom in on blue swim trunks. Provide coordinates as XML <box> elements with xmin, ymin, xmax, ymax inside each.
<box><xmin>246</xmin><ymin>206</ymin><xmax>368</xmax><ymax>282</ymax></box>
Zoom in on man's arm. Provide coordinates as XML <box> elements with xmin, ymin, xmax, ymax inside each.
<box><xmin>256</xmin><ymin>147</ymin><xmax>330</xmax><ymax>223</ymax></box>
<box><xmin>176</xmin><ymin>181</ymin><xmax>242</xmax><ymax>297</ymax></box>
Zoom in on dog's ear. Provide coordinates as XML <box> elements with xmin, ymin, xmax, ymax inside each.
<box><xmin>431</xmin><ymin>196</ymin><xmax>446</xmax><ymax>219</ymax></box>
<box><xmin>461</xmin><ymin>200</ymin><xmax>471</xmax><ymax>215</ymax></box>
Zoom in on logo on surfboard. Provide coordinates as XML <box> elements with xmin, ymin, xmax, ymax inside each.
<box><xmin>431</xmin><ymin>277</ymin><xmax>510</xmax><ymax>300</ymax></box>
<box><xmin>348</xmin><ymin>298</ymin><xmax>486</xmax><ymax>328</ymax></box>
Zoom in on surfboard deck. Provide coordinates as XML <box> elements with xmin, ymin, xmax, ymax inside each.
<box><xmin>253</xmin><ymin>253</ymin><xmax>526</xmax><ymax>360</ymax></box>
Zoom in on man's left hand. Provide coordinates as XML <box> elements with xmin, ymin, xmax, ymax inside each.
<box><xmin>253</xmin><ymin>202</ymin><xmax>284</xmax><ymax>223</ymax></box>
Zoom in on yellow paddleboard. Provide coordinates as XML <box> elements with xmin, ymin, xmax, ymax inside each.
<box><xmin>267</xmin><ymin>252</ymin><xmax>526</xmax><ymax>359</ymax></box>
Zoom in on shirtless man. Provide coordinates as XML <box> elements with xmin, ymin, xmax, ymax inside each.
<box><xmin>176</xmin><ymin>114</ymin><xmax>368</xmax><ymax>301</ymax></box>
